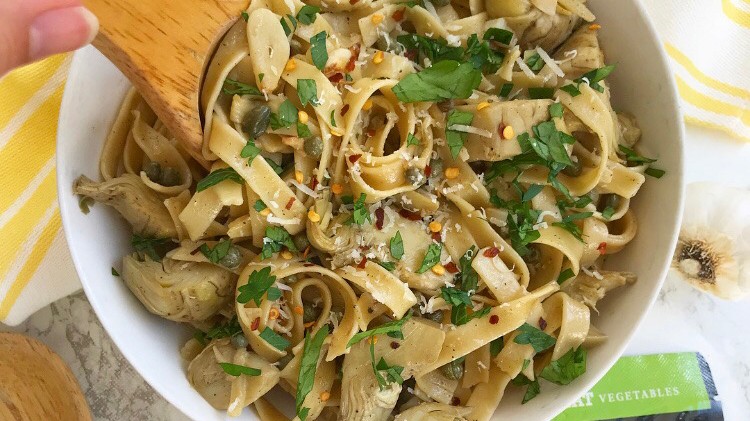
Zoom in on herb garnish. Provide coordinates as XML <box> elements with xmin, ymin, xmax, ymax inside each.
<box><xmin>259</xmin><ymin>327</ymin><xmax>290</xmax><ymax>350</ymax></box>
<box><xmin>237</xmin><ymin>266</ymin><xmax>277</xmax><ymax>305</ymax></box>
<box><xmin>297</xmin><ymin>79</ymin><xmax>319</xmax><ymax>106</ymax></box>
<box><xmin>196</xmin><ymin>167</ymin><xmax>244</xmax><ymax>192</ymax></box>
<box><xmin>392</xmin><ymin>60</ymin><xmax>481</xmax><ymax>103</ymax></box>
<box><xmin>350</xmin><ymin>193</ymin><xmax>371</xmax><ymax>225</ymax></box>
<box><xmin>280</xmin><ymin>14</ymin><xmax>297</xmax><ymax>37</ymax></box>
<box><xmin>390</xmin><ymin>231</ymin><xmax>404</xmax><ymax>260</ymax></box>
<box><xmin>131</xmin><ymin>235</ymin><xmax>171</xmax><ymax>261</ymax></box>
<box><xmin>111</xmin><ymin>267</ymin><xmax>119</xmax><ymax>276</ymax></box>
<box><xmin>295</xmin><ymin>325</ymin><xmax>329</xmax><ymax>420</ymax></box>
<box><xmin>195</xmin><ymin>316</ymin><xmax>242</xmax><ymax>345</ymax></box>
<box><xmin>297</xmin><ymin>121</ymin><xmax>312</xmax><ymax>138</ymax></box>
<box><xmin>499</xmin><ymin>83</ymin><xmax>514</xmax><ymax>98</ymax></box>
<box><xmin>219</xmin><ymin>362</ymin><xmax>261</xmax><ymax>377</ymax></box>
<box><xmin>377</xmin><ymin>261</ymin><xmax>396</xmax><ymax>271</ymax></box>
<box><xmin>347</xmin><ymin>313</ymin><xmax>411</xmax><ymax>347</ymax></box>
<box><xmin>446</xmin><ymin>109</ymin><xmax>474</xmax><ymax>158</ymax></box>
<box><xmin>371</xmin><ymin>340</ymin><xmax>405</xmax><ymax>390</ymax></box>
<box><xmin>296</xmin><ymin>5</ymin><xmax>320</xmax><ymax>25</ymax></box>
<box><xmin>416</xmin><ymin>243</ymin><xmax>442</xmax><ymax>274</ymax></box>
<box><xmin>200</xmin><ymin>239</ymin><xmax>232</xmax><ymax>264</ymax></box>
<box><xmin>310</xmin><ymin>31</ymin><xmax>328</xmax><ymax>71</ymax></box>
<box><xmin>254</xmin><ymin>200</ymin><xmax>267</xmax><ymax>212</ymax></box>
<box><xmin>557</xmin><ymin>268</ymin><xmax>575</xmax><ymax>284</ymax></box>
<box><xmin>260</xmin><ymin>226</ymin><xmax>297</xmax><ymax>259</ymax></box>
<box><xmin>222</xmin><ymin>79</ymin><xmax>262</xmax><ymax>96</ymax></box>
<box><xmin>513</xmin><ymin>323</ymin><xmax>556</xmax><ymax>353</ymax></box>
<box><xmin>269</xmin><ymin>99</ymin><xmax>298</xmax><ymax>130</ymax></box>
<box><xmin>539</xmin><ymin>346</ymin><xmax>587</xmax><ymax>385</ymax></box>
<box><xmin>560</xmin><ymin>65</ymin><xmax>616</xmax><ymax>96</ymax></box>
<box><xmin>240</xmin><ymin>138</ymin><xmax>261</xmax><ymax>162</ymax></box>
<box><xmin>406</xmin><ymin>133</ymin><xmax>420</xmax><ymax>146</ymax></box>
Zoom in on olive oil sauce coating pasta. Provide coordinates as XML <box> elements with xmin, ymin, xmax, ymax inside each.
<box><xmin>75</xmin><ymin>0</ymin><xmax>664</xmax><ymax>419</ymax></box>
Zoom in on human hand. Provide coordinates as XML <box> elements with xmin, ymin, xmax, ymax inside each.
<box><xmin>0</xmin><ymin>0</ymin><xmax>98</xmax><ymax>77</ymax></box>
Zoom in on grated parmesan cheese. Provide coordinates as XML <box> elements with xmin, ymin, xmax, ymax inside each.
<box><xmin>535</xmin><ymin>46</ymin><xmax>564</xmax><ymax>77</ymax></box>
<box><xmin>515</xmin><ymin>57</ymin><xmax>536</xmax><ymax>78</ymax></box>
<box><xmin>267</xmin><ymin>215</ymin><xmax>301</xmax><ymax>225</ymax></box>
<box><xmin>449</xmin><ymin>124</ymin><xmax>493</xmax><ymax>138</ymax></box>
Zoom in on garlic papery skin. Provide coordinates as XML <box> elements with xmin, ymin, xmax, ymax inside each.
<box><xmin>669</xmin><ymin>182</ymin><xmax>750</xmax><ymax>300</ymax></box>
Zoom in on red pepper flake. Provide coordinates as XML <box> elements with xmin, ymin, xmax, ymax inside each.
<box><xmin>348</xmin><ymin>153</ymin><xmax>361</xmax><ymax>163</ymax></box>
<box><xmin>497</xmin><ymin>123</ymin><xmax>506</xmax><ymax>137</ymax></box>
<box><xmin>309</xmin><ymin>177</ymin><xmax>319</xmax><ymax>190</ymax></box>
<box><xmin>285</xmin><ymin>197</ymin><xmax>296</xmax><ymax>210</ymax></box>
<box><xmin>597</xmin><ymin>242</ymin><xmax>607</xmax><ymax>254</ymax></box>
<box><xmin>538</xmin><ymin>317</ymin><xmax>548</xmax><ymax>330</ymax></box>
<box><xmin>346</xmin><ymin>44</ymin><xmax>360</xmax><ymax>72</ymax></box>
<box><xmin>357</xmin><ymin>256</ymin><xmax>368</xmax><ymax>269</ymax></box>
<box><xmin>483</xmin><ymin>247</ymin><xmax>500</xmax><ymax>258</ymax></box>
<box><xmin>328</xmin><ymin>73</ymin><xmax>344</xmax><ymax>83</ymax></box>
<box><xmin>424</xmin><ymin>165</ymin><xmax>432</xmax><ymax>178</ymax></box>
<box><xmin>431</xmin><ymin>231</ymin><xmax>442</xmax><ymax>242</ymax></box>
<box><xmin>489</xmin><ymin>314</ymin><xmax>499</xmax><ymax>325</ymax></box>
<box><xmin>444</xmin><ymin>262</ymin><xmax>459</xmax><ymax>274</ymax></box>
<box><xmin>366</xmin><ymin>128</ymin><xmax>376</xmax><ymax>137</ymax></box>
<box><xmin>392</xmin><ymin>8</ymin><xmax>405</xmax><ymax>21</ymax></box>
<box><xmin>340</xmin><ymin>104</ymin><xmax>350</xmax><ymax>116</ymax></box>
<box><xmin>399</xmin><ymin>209</ymin><xmax>422</xmax><ymax>221</ymax></box>
<box><xmin>375</xmin><ymin>208</ymin><xmax>385</xmax><ymax>230</ymax></box>
<box><xmin>250</xmin><ymin>317</ymin><xmax>260</xmax><ymax>331</ymax></box>
<box><xmin>390</xmin><ymin>341</ymin><xmax>400</xmax><ymax>349</ymax></box>
<box><xmin>302</xmin><ymin>246</ymin><xmax>311</xmax><ymax>259</ymax></box>
<box><xmin>451</xmin><ymin>397</ymin><xmax>461</xmax><ymax>406</ymax></box>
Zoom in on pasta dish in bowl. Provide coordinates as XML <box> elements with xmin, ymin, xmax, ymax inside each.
<box><xmin>58</xmin><ymin>0</ymin><xmax>684</xmax><ymax>419</ymax></box>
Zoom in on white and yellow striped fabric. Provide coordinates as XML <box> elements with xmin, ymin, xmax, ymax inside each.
<box><xmin>1</xmin><ymin>0</ymin><xmax>748</xmax><ymax>325</ymax></box>
<box><xmin>0</xmin><ymin>55</ymin><xmax>79</xmax><ymax>326</ymax></box>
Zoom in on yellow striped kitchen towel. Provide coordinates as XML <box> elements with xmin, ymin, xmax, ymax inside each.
<box><xmin>639</xmin><ymin>0</ymin><xmax>750</xmax><ymax>142</ymax></box>
<box><xmin>0</xmin><ymin>55</ymin><xmax>80</xmax><ymax>326</ymax></box>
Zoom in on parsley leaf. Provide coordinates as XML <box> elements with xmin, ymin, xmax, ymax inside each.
<box><xmin>199</xmin><ymin>316</ymin><xmax>243</xmax><ymax>343</ymax></box>
<box><xmin>269</xmin><ymin>99</ymin><xmax>298</xmax><ymax>130</ymax></box>
<box><xmin>618</xmin><ymin>145</ymin><xmax>657</xmax><ymax>164</ymax></box>
<box><xmin>513</xmin><ymin>323</ymin><xmax>556</xmax><ymax>353</ymax></box>
<box><xmin>377</xmin><ymin>261</ymin><xmax>396</xmax><ymax>271</ymax></box>
<box><xmin>407</xmin><ymin>133</ymin><xmax>420</xmax><ymax>146</ymax></box>
<box><xmin>373</xmin><ymin>348</ymin><xmax>405</xmax><ymax>390</ymax></box>
<box><xmin>645</xmin><ymin>167</ymin><xmax>665</xmax><ymax>178</ymax></box>
<box><xmin>261</xmin><ymin>226</ymin><xmax>297</xmax><ymax>259</ymax></box>
<box><xmin>557</xmin><ymin>268</ymin><xmax>575</xmax><ymax>284</ymax></box>
<box><xmin>549</xmin><ymin>102</ymin><xmax>564</xmax><ymax>118</ymax></box>
<box><xmin>296</xmin><ymin>5</ymin><xmax>320</xmax><ymax>25</ymax></box>
<box><xmin>499</xmin><ymin>83</ymin><xmax>514</xmax><ymax>98</ymax></box>
<box><xmin>219</xmin><ymin>362</ymin><xmax>261</xmax><ymax>377</ymax></box>
<box><xmin>241</xmin><ymin>11</ymin><xmax>249</xmax><ymax>22</ymax></box>
<box><xmin>490</xmin><ymin>337</ymin><xmax>504</xmax><ymax>357</ymax></box>
<box><xmin>528</xmin><ymin>87</ymin><xmax>554</xmax><ymax>99</ymax></box>
<box><xmin>601</xmin><ymin>206</ymin><xmax>615</xmax><ymax>220</ymax></box>
<box><xmin>237</xmin><ymin>266</ymin><xmax>277</xmax><ymax>305</ymax></box>
<box><xmin>390</xmin><ymin>231</ymin><xmax>404</xmax><ymax>260</ymax></box>
<box><xmin>351</xmin><ymin>193</ymin><xmax>371</xmax><ymax>225</ymax></box>
<box><xmin>259</xmin><ymin>327</ymin><xmax>290</xmax><ymax>350</ymax></box>
<box><xmin>441</xmin><ymin>286</ymin><xmax>472</xmax><ymax>307</ymax></box>
<box><xmin>522</xmin><ymin>184</ymin><xmax>544</xmax><ymax>202</ymax></box>
<box><xmin>523</xmin><ymin>379</ymin><xmax>541</xmax><ymax>404</ymax></box>
<box><xmin>552</xmin><ymin>212</ymin><xmax>593</xmax><ymax>241</ymax></box>
<box><xmin>295</xmin><ymin>325</ymin><xmax>329</xmax><ymax>420</ymax></box>
<box><xmin>560</xmin><ymin>65</ymin><xmax>616</xmax><ymax>96</ymax></box>
<box><xmin>310</xmin><ymin>31</ymin><xmax>328</xmax><ymax>71</ymax></box>
<box><xmin>222</xmin><ymin>79</ymin><xmax>262</xmax><ymax>96</ymax></box>
<box><xmin>196</xmin><ymin>167</ymin><xmax>244</xmax><ymax>192</ymax></box>
<box><xmin>280</xmin><ymin>14</ymin><xmax>297</xmax><ymax>37</ymax></box>
<box><xmin>266</xmin><ymin>287</ymin><xmax>282</xmax><ymax>301</ymax></box>
<box><xmin>347</xmin><ymin>313</ymin><xmax>411</xmax><ymax>347</ymax></box>
<box><xmin>297</xmin><ymin>79</ymin><xmax>319</xmax><ymax>106</ymax></box>
<box><xmin>240</xmin><ymin>138</ymin><xmax>261</xmax><ymax>161</ymax></box>
<box><xmin>254</xmin><ymin>200</ymin><xmax>267</xmax><ymax>212</ymax></box>
<box><xmin>111</xmin><ymin>267</ymin><xmax>119</xmax><ymax>276</ymax></box>
<box><xmin>392</xmin><ymin>60</ymin><xmax>481</xmax><ymax>103</ymax></box>
<box><xmin>297</xmin><ymin>121</ymin><xmax>312</xmax><ymax>138</ymax></box>
<box><xmin>200</xmin><ymin>239</ymin><xmax>232</xmax><ymax>264</ymax></box>
<box><xmin>525</xmin><ymin>53</ymin><xmax>544</xmax><ymax>73</ymax></box>
<box><xmin>483</xmin><ymin>28</ymin><xmax>514</xmax><ymax>45</ymax></box>
<box><xmin>131</xmin><ymin>235</ymin><xmax>171</xmax><ymax>261</ymax></box>
<box><xmin>458</xmin><ymin>246</ymin><xmax>478</xmax><ymax>292</ymax></box>
<box><xmin>330</xmin><ymin>110</ymin><xmax>337</xmax><ymax>127</ymax></box>
<box><xmin>539</xmin><ymin>346</ymin><xmax>587</xmax><ymax>385</ymax></box>
<box><xmin>446</xmin><ymin>109</ymin><xmax>473</xmax><ymax>158</ymax></box>
<box><xmin>416</xmin><ymin>243</ymin><xmax>442</xmax><ymax>274</ymax></box>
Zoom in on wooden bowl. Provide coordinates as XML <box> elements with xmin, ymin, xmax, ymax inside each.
<box><xmin>0</xmin><ymin>333</ymin><xmax>91</xmax><ymax>420</ymax></box>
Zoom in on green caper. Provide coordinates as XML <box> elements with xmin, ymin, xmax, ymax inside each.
<box><xmin>230</xmin><ymin>333</ymin><xmax>248</xmax><ymax>349</ymax></box>
<box><xmin>293</xmin><ymin>233</ymin><xmax>310</xmax><ymax>252</ymax></box>
<box><xmin>304</xmin><ymin>136</ymin><xmax>324</xmax><ymax>159</ymax></box>
<box><xmin>430</xmin><ymin>0</ymin><xmax>451</xmax><ymax>6</ymax></box>
<box><xmin>424</xmin><ymin>310</ymin><xmax>444</xmax><ymax>323</ymax></box>
<box><xmin>143</xmin><ymin>161</ymin><xmax>162</xmax><ymax>182</ymax></box>
<box><xmin>440</xmin><ymin>359</ymin><xmax>464</xmax><ymax>380</ymax></box>
<box><xmin>429</xmin><ymin>158</ymin><xmax>443</xmax><ymax>177</ymax></box>
<box><xmin>242</xmin><ymin>105</ymin><xmax>272</xmax><ymax>139</ymax></box>
<box><xmin>219</xmin><ymin>246</ymin><xmax>242</xmax><ymax>269</ymax></box>
<box><xmin>405</xmin><ymin>167</ymin><xmax>426</xmax><ymax>186</ymax></box>
<box><xmin>303</xmin><ymin>304</ymin><xmax>321</xmax><ymax>323</ymax></box>
<box><xmin>598</xmin><ymin>194</ymin><xmax>621</xmax><ymax>212</ymax></box>
<box><xmin>160</xmin><ymin>166</ymin><xmax>181</xmax><ymax>187</ymax></box>
<box><xmin>562</xmin><ymin>159</ymin><xmax>582</xmax><ymax>177</ymax></box>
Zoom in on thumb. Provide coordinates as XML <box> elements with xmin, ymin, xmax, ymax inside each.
<box><xmin>0</xmin><ymin>0</ymin><xmax>99</xmax><ymax>76</ymax></box>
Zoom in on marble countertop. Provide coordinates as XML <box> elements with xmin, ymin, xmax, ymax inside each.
<box><xmin>3</xmin><ymin>125</ymin><xmax>750</xmax><ymax>420</ymax></box>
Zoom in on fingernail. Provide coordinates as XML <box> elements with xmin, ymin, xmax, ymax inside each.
<box><xmin>29</xmin><ymin>6</ymin><xmax>99</xmax><ymax>61</ymax></box>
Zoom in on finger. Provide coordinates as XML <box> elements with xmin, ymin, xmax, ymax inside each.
<box><xmin>28</xmin><ymin>6</ymin><xmax>99</xmax><ymax>60</ymax></box>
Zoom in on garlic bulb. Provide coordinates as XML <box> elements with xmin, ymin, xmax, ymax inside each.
<box><xmin>670</xmin><ymin>182</ymin><xmax>750</xmax><ymax>299</ymax></box>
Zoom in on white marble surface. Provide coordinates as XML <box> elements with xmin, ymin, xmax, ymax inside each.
<box><xmin>3</xmin><ymin>125</ymin><xmax>750</xmax><ymax>420</ymax></box>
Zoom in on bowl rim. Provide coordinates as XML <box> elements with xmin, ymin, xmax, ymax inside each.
<box><xmin>56</xmin><ymin>0</ymin><xmax>685</xmax><ymax>418</ymax></box>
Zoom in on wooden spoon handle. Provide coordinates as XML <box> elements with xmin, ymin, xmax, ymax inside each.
<box><xmin>82</xmin><ymin>0</ymin><xmax>248</xmax><ymax>163</ymax></box>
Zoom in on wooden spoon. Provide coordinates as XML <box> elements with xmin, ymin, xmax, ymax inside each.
<box><xmin>81</xmin><ymin>0</ymin><xmax>250</xmax><ymax>165</ymax></box>
<box><xmin>0</xmin><ymin>333</ymin><xmax>91</xmax><ymax>420</ymax></box>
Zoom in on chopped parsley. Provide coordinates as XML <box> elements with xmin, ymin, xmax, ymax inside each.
<box><xmin>371</xmin><ymin>340</ymin><xmax>405</xmax><ymax>390</ymax></box>
<box><xmin>377</xmin><ymin>261</ymin><xmax>396</xmax><ymax>271</ymax></box>
<box><xmin>392</xmin><ymin>60</ymin><xmax>481</xmax><ymax>103</ymax></box>
<box><xmin>260</xmin><ymin>226</ymin><xmax>297</xmax><ymax>259</ymax></box>
<box><xmin>280</xmin><ymin>14</ymin><xmax>297</xmax><ymax>37</ymax></box>
<box><xmin>296</xmin><ymin>5</ymin><xmax>320</xmax><ymax>25</ymax></box>
<box><xmin>269</xmin><ymin>99</ymin><xmax>298</xmax><ymax>130</ymax></box>
<box><xmin>390</xmin><ymin>231</ymin><xmax>404</xmax><ymax>260</ymax></box>
<box><xmin>483</xmin><ymin>28</ymin><xmax>514</xmax><ymax>45</ymax></box>
<box><xmin>237</xmin><ymin>266</ymin><xmax>277</xmax><ymax>305</ymax></box>
<box><xmin>196</xmin><ymin>167</ymin><xmax>244</xmax><ymax>192</ymax></box>
<box><xmin>219</xmin><ymin>362</ymin><xmax>261</xmax><ymax>377</ymax></box>
<box><xmin>601</xmin><ymin>206</ymin><xmax>615</xmax><ymax>220</ymax></box>
<box><xmin>552</xmin><ymin>211</ymin><xmax>593</xmax><ymax>241</ymax></box>
<box><xmin>259</xmin><ymin>327</ymin><xmax>290</xmax><ymax>350</ymax></box>
<box><xmin>196</xmin><ymin>316</ymin><xmax>242</xmax><ymax>344</ymax></box>
<box><xmin>498</xmin><ymin>83</ymin><xmax>514</xmax><ymax>98</ymax></box>
<box><xmin>241</xmin><ymin>11</ymin><xmax>249</xmax><ymax>22</ymax></box>
<box><xmin>296</xmin><ymin>121</ymin><xmax>312</xmax><ymax>138</ymax></box>
<box><xmin>416</xmin><ymin>243</ymin><xmax>442</xmax><ymax>274</ymax></box>
<box><xmin>131</xmin><ymin>235</ymin><xmax>171</xmax><ymax>261</ymax></box>
<box><xmin>347</xmin><ymin>313</ymin><xmax>411</xmax><ymax>347</ymax></box>
<box><xmin>525</xmin><ymin>53</ymin><xmax>544</xmax><ymax>73</ymax></box>
<box><xmin>297</xmin><ymin>79</ymin><xmax>319</xmax><ymax>106</ymax></box>
<box><xmin>111</xmin><ymin>267</ymin><xmax>119</xmax><ymax>277</ymax></box>
<box><xmin>549</xmin><ymin>102</ymin><xmax>564</xmax><ymax>118</ymax></box>
<box><xmin>560</xmin><ymin>65</ymin><xmax>616</xmax><ymax>96</ymax></box>
<box><xmin>458</xmin><ymin>246</ymin><xmax>478</xmax><ymax>292</ymax></box>
<box><xmin>490</xmin><ymin>337</ymin><xmax>504</xmax><ymax>357</ymax></box>
<box><xmin>557</xmin><ymin>268</ymin><xmax>575</xmax><ymax>284</ymax></box>
<box><xmin>222</xmin><ymin>79</ymin><xmax>262</xmax><ymax>96</ymax></box>
<box><xmin>406</xmin><ymin>133</ymin><xmax>420</xmax><ymax>146</ymax></box>
<box><xmin>350</xmin><ymin>193</ymin><xmax>371</xmax><ymax>225</ymax></box>
<box><xmin>513</xmin><ymin>323</ymin><xmax>556</xmax><ymax>353</ymax></box>
<box><xmin>310</xmin><ymin>31</ymin><xmax>328</xmax><ymax>71</ymax></box>
<box><xmin>528</xmin><ymin>87</ymin><xmax>555</xmax><ymax>99</ymax></box>
<box><xmin>446</xmin><ymin>109</ymin><xmax>474</xmax><ymax>158</ymax></box>
<box><xmin>539</xmin><ymin>346</ymin><xmax>587</xmax><ymax>385</ymax></box>
<box><xmin>199</xmin><ymin>239</ymin><xmax>232</xmax><ymax>264</ymax></box>
<box><xmin>240</xmin><ymin>138</ymin><xmax>261</xmax><ymax>162</ymax></box>
<box><xmin>254</xmin><ymin>200</ymin><xmax>267</xmax><ymax>212</ymax></box>
<box><xmin>295</xmin><ymin>325</ymin><xmax>329</xmax><ymax>420</ymax></box>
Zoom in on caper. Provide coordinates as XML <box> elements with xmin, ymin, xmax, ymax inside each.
<box><xmin>405</xmin><ymin>167</ymin><xmax>425</xmax><ymax>186</ymax></box>
<box><xmin>242</xmin><ymin>105</ymin><xmax>272</xmax><ymax>139</ymax></box>
<box><xmin>293</xmin><ymin>233</ymin><xmax>310</xmax><ymax>251</ymax></box>
<box><xmin>303</xmin><ymin>304</ymin><xmax>322</xmax><ymax>324</ymax></box>
<box><xmin>430</xmin><ymin>158</ymin><xmax>443</xmax><ymax>176</ymax></box>
<box><xmin>219</xmin><ymin>246</ymin><xmax>242</xmax><ymax>269</ymax></box>
<box><xmin>230</xmin><ymin>333</ymin><xmax>248</xmax><ymax>349</ymax></box>
<box><xmin>440</xmin><ymin>359</ymin><xmax>464</xmax><ymax>380</ymax></box>
<box><xmin>143</xmin><ymin>161</ymin><xmax>162</xmax><ymax>181</ymax></box>
<box><xmin>160</xmin><ymin>166</ymin><xmax>181</xmax><ymax>187</ymax></box>
<box><xmin>375</xmin><ymin>35</ymin><xmax>403</xmax><ymax>54</ymax></box>
<box><xmin>562</xmin><ymin>159</ymin><xmax>582</xmax><ymax>177</ymax></box>
<box><xmin>304</xmin><ymin>136</ymin><xmax>324</xmax><ymax>159</ymax></box>
<box><xmin>424</xmin><ymin>310</ymin><xmax>444</xmax><ymax>323</ymax></box>
<box><xmin>430</xmin><ymin>0</ymin><xmax>451</xmax><ymax>6</ymax></box>
<box><xmin>598</xmin><ymin>194</ymin><xmax>621</xmax><ymax>211</ymax></box>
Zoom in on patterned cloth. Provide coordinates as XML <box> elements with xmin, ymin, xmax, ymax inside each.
<box><xmin>1</xmin><ymin>0</ymin><xmax>748</xmax><ymax>325</ymax></box>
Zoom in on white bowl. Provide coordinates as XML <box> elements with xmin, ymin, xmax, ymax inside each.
<box><xmin>56</xmin><ymin>0</ymin><xmax>684</xmax><ymax>419</ymax></box>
